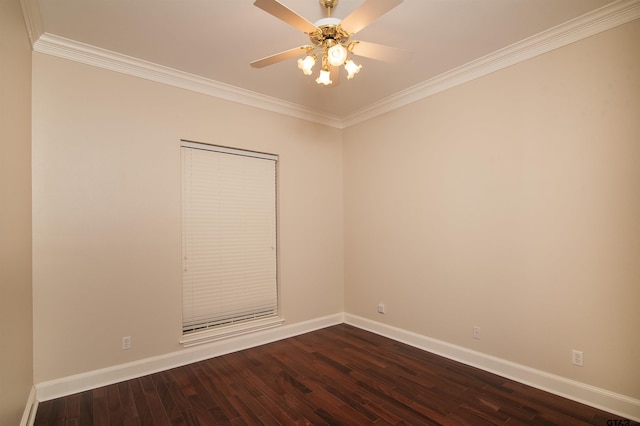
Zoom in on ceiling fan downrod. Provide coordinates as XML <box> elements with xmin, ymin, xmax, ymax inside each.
<box><xmin>320</xmin><ymin>0</ymin><xmax>339</xmax><ymax>17</ymax></box>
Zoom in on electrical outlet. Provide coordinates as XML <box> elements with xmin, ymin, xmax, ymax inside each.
<box><xmin>122</xmin><ymin>336</ymin><xmax>131</xmax><ymax>350</ymax></box>
<box><xmin>572</xmin><ymin>350</ymin><xmax>583</xmax><ymax>366</ymax></box>
<box><xmin>378</xmin><ymin>303</ymin><xmax>385</xmax><ymax>314</ymax></box>
<box><xmin>473</xmin><ymin>326</ymin><xmax>481</xmax><ymax>339</ymax></box>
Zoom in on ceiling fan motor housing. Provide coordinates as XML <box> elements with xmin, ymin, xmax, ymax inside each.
<box><xmin>312</xmin><ymin>0</ymin><xmax>351</xmax><ymax>48</ymax></box>
<box><xmin>309</xmin><ymin>18</ymin><xmax>351</xmax><ymax>47</ymax></box>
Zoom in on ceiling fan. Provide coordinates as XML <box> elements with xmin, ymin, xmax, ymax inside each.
<box><xmin>250</xmin><ymin>0</ymin><xmax>411</xmax><ymax>86</ymax></box>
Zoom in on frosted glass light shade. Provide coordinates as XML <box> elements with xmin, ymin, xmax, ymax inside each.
<box><xmin>297</xmin><ymin>55</ymin><xmax>316</xmax><ymax>75</ymax></box>
<box><xmin>327</xmin><ymin>44</ymin><xmax>347</xmax><ymax>66</ymax></box>
<box><xmin>316</xmin><ymin>69</ymin><xmax>332</xmax><ymax>85</ymax></box>
<box><xmin>344</xmin><ymin>59</ymin><xmax>362</xmax><ymax>79</ymax></box>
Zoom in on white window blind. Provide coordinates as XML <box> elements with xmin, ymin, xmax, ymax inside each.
<box><xmin>181</xmin><ymin>141</ymin><xmax>279</xmax><ymax>341</ymax></box>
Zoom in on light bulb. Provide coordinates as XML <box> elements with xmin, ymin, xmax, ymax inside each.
<box><xmin>327</xmin><ymin>43</ymin><xmax>347</xmax><ymax>67</ymax></box>
<box><xmin>316</xmin><ymin>69</ymin><xmax>332</xmax><ymax>85</ymax></box>
<box><xmin>344</xmin><ymin>59</ymin><xmax>362</xmax><ymax>79</ymax></box>
<box><xmin>297</xmin><ymin>55</ymin><xmax>316</xmax><ymax>75</ymax></box>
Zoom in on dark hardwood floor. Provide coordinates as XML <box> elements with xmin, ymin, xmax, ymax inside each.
<box><xmin>35</xmin><ymin>324</ymin><xmax>632</xmax><ymax>425</ymax></box>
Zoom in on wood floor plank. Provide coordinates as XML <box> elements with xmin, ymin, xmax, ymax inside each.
<box><xmin>162</xmin><ymin>379</ymin><xmax>197</xmax><ymax>426</ymax></box>
<box><xmin>91</xmin><ymin>387</ymin><xmax>109</xmax><ymax>426</ymax></box>
<box><xmin>42</xmin><ymin>399</ymin><xmax>66</xmax><ymax>425</ymax></box>
<box><xmin>227</xmin><ymin>389</ymin><xmax>273</xmax><ymax>425</ymax></box>
<box><xmin>151</xmin><ymin>372</ymin><xmax>184</xmax><ymax>424</ymax></box>
<box><xmin>139</xmin><ymin>375</ymin><xmax>172</xmax><ymax>426</ymax></box>
<box><xmin>34</xmin><ymin>324</ymin><xmax>633</xmax><ymax>425</ymax></box>
<box><xmin>117</xmin><ymin>381</ymin><xmax>141</xmax><ymax>426</ymax></box>
<box><xmin>63</xmin><ymin>392</ymin><xmax>81</xmax><ymax>426</ymax></box>
<box><xmin>78</xmin><ymin>390</ymin><xmax>94</xmax><ymax>425</ymax></box>
<box><xmin>34</xmin><ymin>399</ymin><xmax>53</xmax><ymax>426</ymax></box>
<box><xmin>105</xmin><ymin>383</ymin><xmax>124</xmax><ymax>426</ymax></box>
<box><xmin>129</xmin><ymin>378</ymin><xmax>155</xmax><ymax>426</ymax></box>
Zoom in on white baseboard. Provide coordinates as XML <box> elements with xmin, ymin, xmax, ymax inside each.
<box><xmin>33</xmin><ymin>312</ymin><xmax>640</xmax><ymax>422</ymax></box>
<box><xmin>344</xmin><ymin>313</ymin><xmax>640</xmax><ymax>422</ymax></box>
<box><xmin>35</xmin><ymin>313</ymin><xmax>344</xmax><ymax>402</ymax></box>
<box><xmin>20</xmin><ymin>386</ymin><xmax>38</xmax><ymax>426</ymax></box>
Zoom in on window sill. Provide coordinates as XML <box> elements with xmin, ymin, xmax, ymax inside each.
<box><xmin>180</xmin><ymin>316</ymin><xmax>285</xmax><ymax>348</ymax></box>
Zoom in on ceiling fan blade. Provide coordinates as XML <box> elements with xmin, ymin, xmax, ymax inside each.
<box><xmin>350</xmin><ymin>40</ymin><xmax>412</xmax><ymax>63</ymax></box>
<box><xmin>250</xmin><ymin>46</ymin><xmax>309</xmax><ymax>68</ymax></box>
<box><xmin>340</xmin><ymin>0</ymin><xmax>403</xmax><ymax>35</ymax></box>
<box><xmin>254</xmin><ymin>0</ymin><xmax>319</xmax><ymax>34</ymax></box>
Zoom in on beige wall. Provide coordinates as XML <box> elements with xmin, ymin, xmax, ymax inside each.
<box><xmin>31</xmin><ymin>55</ymin><xmax>344</xmax><ymax>382</ymax></box>
<box><xmin>0</xmin><ymin>0</ymin><xmax>34</xmax><ymax>423</ymax></box>
<box><xmin>344</xmin><ymin>20</ymin><xmax>640</xmax><ymax>399</ymax></box>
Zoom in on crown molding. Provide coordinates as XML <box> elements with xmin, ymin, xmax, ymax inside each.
<box><xmin>27</xmin><ymin>0</ymin><xmax>639</xmax><ymax>129</ymax></box>
<box><xmin>19</xmin><ymin>0</ymin><xmax>44</xmax><ymax>47</ymax></box>
<box><xmin>32</xmin><ymin>34</ymin><xmax>344</xmax><ymax>129</ymax></box>
<box><xmin>342</xmin><ymin>0</ymin><xmax>640</xmax><ymax>127</ymax></box>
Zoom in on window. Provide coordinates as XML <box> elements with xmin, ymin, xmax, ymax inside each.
<box><xmin>180</xmin><ymin>141</ymin><xmax>282</xmax><ymax>346</ymax></box>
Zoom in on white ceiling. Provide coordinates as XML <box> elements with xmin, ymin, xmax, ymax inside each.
<box><xmin>33</xmin><ymin>0</ymin><xmax>622</xmax><ymax>120</ymax></box>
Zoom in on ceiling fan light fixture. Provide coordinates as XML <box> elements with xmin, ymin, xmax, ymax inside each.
<box><xmin>327</xmin><ymin>43</ymin><xmax>347</xmax><ymax>66</ymax></box>
<box><xmin>344</xmin><ymin>58</ymin><xmax>362</xmax><ymax>79</ymax></box>
<box><xmin>251</xmin><ymin>0</ymin><xmax>408</xmax><ymax>88</ymax></box>
<box><xmin>297</xmin><ymin>54</ymin><xmax>317</xmax><ymax>75</ymax></box>
<box><xmin>316</xmin><ymin>68</ymin><xmax>332</xmax><ymax>85</ymax></box>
